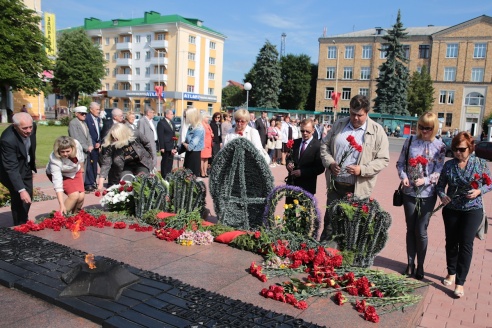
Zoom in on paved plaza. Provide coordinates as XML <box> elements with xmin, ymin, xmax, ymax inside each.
<box><xmin>0</xmin><ymin>147</ymin><xmax>490</xmax><ymax>327</ymax></box>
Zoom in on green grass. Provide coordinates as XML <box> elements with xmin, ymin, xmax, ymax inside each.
<box><xmin>0</xmin><ymin>123</ymin><xmax>68</xmax><ymax>168</ymax></box>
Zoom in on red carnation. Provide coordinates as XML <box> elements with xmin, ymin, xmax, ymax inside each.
<box><xmin>286</xmin><ymin>139</ymin><xmax>295</xmax><ymax>149</ymax></box>
<box><xmin>474</xmin><ymin>173</ymin><xmax>481</xmax><ymax>180</ymax></box>
<box><xmin>471</xmin><ymin>181</ymin><xmax>479</xmax><ymax>189</ymax></box>
<box><xmin>119</xmin><ymin>186</ymin><xmax>124</xmax><ymax>192</ymax></box>
<box><xmin>334</xmin><ymin>291</ymin><xmax>346</xmax><ymax>305</ymax></box>
<box><xmin>361</xmin><ymin>204</ymin><xmax>369</xmax><ymax>213</ymax></box>
<box><xmin>346</xmin><ymin>135</ymin><xmax>355</xmax><ymax>143</ymax></box>
<box><xmin>102</xmin><ymin>190</ymin><xmax>108</xmax><ymax>196</ymax></box>
<box><xmin>119</xmin><ymin>181</ymin><xmax>126</xmax><ymax>185</ymax></box>
<box><xmin>94</xmin><ymin>191</ymin><xmax>101</xmax><ymax>197</ymax></box>
<box><xmin>254</xmin><ymin>231</ymin><xmax>261</xmax><ymax>239</ymax></box>
<box><xmin>364</xmin><ymin>306</ymin><xmax>380</xmax><ymax>323</ymax></box>
<box><xmin>126</xmin><ymin>185</ymin><xmax>133</xmax><ymax>192</ymax></box>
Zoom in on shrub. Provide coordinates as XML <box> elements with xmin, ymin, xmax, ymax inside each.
<box><xmin>59</xmin><ymin>116</ymin><xmax>71</xmax><ymax>126</ymax></box>
<box><xmin>0</xmin><ymin>183</ymin><xmax>11</xmax><ymax>207</ymax></box>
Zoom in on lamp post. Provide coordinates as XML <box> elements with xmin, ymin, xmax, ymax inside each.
<box><xmin>244</xmin><ymin>82</ymin><xmax>252</xmax><ymax>110</ymax></box>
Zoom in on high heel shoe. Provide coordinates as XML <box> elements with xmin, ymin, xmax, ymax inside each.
<box><xmin>415</xmin><ymin>266</ymin><xmax>424</xmax><ymax>280</ymax></box>
<box><xmin>402</xmin><ymin>264</ymin><xmax>415</xmax><ymax>277</ymax></box>
<box><xmin>442</xmin><ymin>275</ymin><xmax>455</xmax><ymax>286</ymax></box>
<box><xmin>454</xmin><ymin>286</ymin><xmax>464</xmax><ymax>298</ymax></box>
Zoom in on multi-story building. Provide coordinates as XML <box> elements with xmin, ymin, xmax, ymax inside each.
<box><xmin>79</xmin><ymin>11</ymin><xmax>225</xmax><ymax>116</ymax></box>
<box><xmin>316</xmin><ymin>15</ymin><xmax>492</xmax><ymax>137</ymax></box>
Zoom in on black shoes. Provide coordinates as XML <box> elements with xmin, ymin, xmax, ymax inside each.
<box><xmin>415</xmin><ymin>266</ymin><xmax>424</xmax><ymax>280</ymax></box>
<box><xmin>403</xmin><ymin>264</ymin><xmax>415</xmax><ymax>277</ymax></box>
<box><xmin>84</xmin><ymin>186</ymin><xmax>95</xmax><ymax>192</ymax></box>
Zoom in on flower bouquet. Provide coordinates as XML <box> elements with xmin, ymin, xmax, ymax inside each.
<box><xmin>408</xmin><ymin>155</ymin><xmax>428</xmax><ymax>215</ymax></box>
<box><xmin>100</xmin><ymin>181</ymin><xmax>135</xmax><ymax>214</ymax></box>
<box><xmin>329</xmin><ymin>135</ymin><xmax>362</xmax><ymax>191</ymax></box>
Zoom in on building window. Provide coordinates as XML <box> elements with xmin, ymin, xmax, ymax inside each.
<box><xmin>416</xmin><ymin>66</ymin><xmax>422</xmax><ymax>74</ymax></box>
<box><xmin>105</xmin><ymin>68</ymin><xmax>109</xmax><ymax>76</ymax></box>
<box><xmin>105</xmin><ymin>83</ymin><xmax>109</xmax><ymax>90</ymax></box>
<box><xmin>145</xmin><ymin>67</ymin><xmax>150</xmax><ymax>75</ymax></box>
<box><xmin>403</xmin><ymin>45</ymin><xmax>410</xmax><ymax>59</ymax></box>
<box><xmin>114</xmin><ymin>37</ymin><xmax>118</xmax><ymax>44</ymax></box>
<box><xmin>186</xmin><ymin>102</ymin><xmax>193</xmax><ymax>108</ymax></box>
<box><xmin>135</xmin><ymin>68</ymin><xmax>140</xmax><ymax>75</ymax></box>
<box><xmin>145</xmin><ymin>51</ymin><xmax>150</xmax><ymax>60</ymax></box>
<box><xmin>209</xmin><ymin>57</ymin><xmax>215</xmax><ymax>65</ymax></box>
<box><xmin>342</xmin><ymin>88</ymin><xmax>351</xmax><ymax>100</ymax></box>
<box><xmin>146</xmin><ymin>35</ymin><xmax>151</xmax><ymax>42</ymax></box>
<box><xmin>439</xmin><ymin>91</ymin><xmax>447</xmax><ymax>104</ymax></box>
<box><xmin>136</xmin><ymin>35</ymin><xmax>141</xmax><ymax>43</ymax></box>
<box><xmin>474</xmin><ymin>43</ymin><xmax>487</xmax><ymax>58</ymax></box>
<box><xmin>105</xmin><ymin>37</ymin><xmax>110</xmax><ymax>45</ymax></box>
<box><xmin>465</xmin><ymin>92</ymin><xmax>484</xmax><ymax>105</ymax></box>
<box><xmin>122</xmin><ymin>83</ymin><xmax>131</xmax><ymax>90</ymax></box>
<box><xmin>208</xmin><ymin>72</ymin><xmax>215</xmax><ymax>80</ymax></box>
<box><xmin>113</xmin><ymin>83</ymin><xmax>118</xmax><ymax>90</ymax></box>
<box><xmin>360</xmin><ymin>67</ymin><xmax>371</xmax><ymax>80</ymax></box>
<box><xmin>362</xmin><ymin>45</ymin><xmax>372</xmax><ymax>59</ymax></box>
<box><xmin>157</xmin><ymin>33</ymin><xmax>165</xmax><ymax>40</ymax></box>
<box><xmin>113</xmin><ymin>53</ymin><xmax>117</xmax><ymax>61</ymax></box>
<box><xmin>439</xmin><ymin>90</ymin><xmax>455</xmax><ymax>104</ymax></box>
<box><xmin>446</xmin><ymin>43</ymin><xmax>458</xmax><ymax>58</ymax></box>
<box><xmin>471</xmin><ymin>68</ymin><xmax>484</xmax><ymax>82</ymax></box>
<box><xmin>324</xmin><ymin>107</ymin><xmax>333</xmax><ymax>113</ymax></box>
<box><xmin>135</xmin><ymin>100</ymin><xmax>141</xmax><ymax>112</ymax></box>
<box><xmin>448</xmin><ymin>91</ymin><xmax>455</xmax><ymax>104</ymax></box>
<box><xmin>208</xmin><ymin>88</ymin><xmax>214</xmax><ymax>95</ymax></box>
<box><xmin>210</xmin><ymin>41</ymin><xmax>216</xmax><ymax>49</ymax></box>
<box><xmin>359</xmin><ymin>88</ymin><xmax>369</xmax><ymax>96</ymax></box>
<box><xmin>136</xmin><ymin>52</ymin><xmax>140</xmax><ymax>60</ymax></box>
<box><xmin>188</xmin><ymin>69</ymin><xmax>195</xmax><ymax>77</ymax></box>
<box><xmin>340</xmin><ymin>108</ymin><xmax>350</xmax><ymax>114</ymax></box>
<box><xmin>343</xmin><ymin>67</ymin><xmax>353</xmax><ymax>80</ymax></box>
<box><xmin>112</xmin><ymin>68</ymin><xmax>117</xmax><ymax>76</ymax></box>
<box><xmin>123</xmin><ymin>52</ymin><xmax>130</xmax><ymax>59</ymax></box>
<box><xmin>380</xmin><ymin>44</ymin><xmax>388</xmax><ymax>59</ymax></box>
<box><xmin>445</xmin><ymin>113</ymin><xmax>452</xmax><ymax>127</ymax></box>
<box><xmin>444</xmin><ymin>67</ymin><xmax>456</xmax><ymax>81</ymax></box>
<box><xmin>188</xmin><ymin>52</ymin><xmax>195</xmax><ymax>61</ymax></box>
<box><xmin>135</xmin><ymin>83</ymin><xmax>140</xmax><ymax>91</ymax></box>
<box><xmin>189</xmin><ymin>35</ymin><xmax>196</xmax><ymax>44</ymax></box>
<box><xmin>345</xmin><ymin>46</ymin><xmax>354</xmax><ymax>59</ymax></box>
<box><xmin>187</xmin><ymin>85</ymin><xmax>194</xmax><ymax>92</ymax></box>
<box><xmin>419</xmin><ymin>45</ymin><xmax>430</xmax><ymax>59</ymax></box>
<box><xmin>326</xmin><ymin>67</ymin><xmax>335</xmax><ymax>79</ymax></box>
<box><xmin>325</xmin><ymin>87</ymin><xmax>334</xmax><ymax>99</ymax></box>
<box><xmin>105</xmin><ymin>53</ymin><xmax>110</xmax><ymax>61</ymax></box>
<box><xmin>145</xmin><ymin>83</ymin><xmax>150</xmax><ymax>91</ymax></box>
<box><xmin>123</xmin><ymin>36</ymin><xmax>131</xmax><ymax>43</ymax></box>
<box><xmin>327</xmin><ymin>46</ymin><xmax>337</xmax><ymax>59</ymax></box>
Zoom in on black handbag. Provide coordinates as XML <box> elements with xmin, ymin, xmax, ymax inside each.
<box><xmin>178</xmin><ymin>144</ymin><xmax>186</xmax><ymax>154</ymax></box>
<box><xmin>393</xmin><ymin>136</ymin><xmax>413</xmax><ymax>207</ymax></box>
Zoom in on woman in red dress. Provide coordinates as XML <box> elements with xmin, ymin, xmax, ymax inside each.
<box><xmin>200</xmin><ymin>111</ymin><xmax>213</xmax><ymax>178</ymax></box>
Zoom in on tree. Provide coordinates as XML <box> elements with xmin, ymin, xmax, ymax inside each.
<box><xmin>245</xmin><ymin>40</ymin><xmax>281</xmax><ymax>109</ymax></box>
<box><xmin>279</xmin><ymin>54</ymin><xmax>312</xmax><ymax>110</ymax></box>
<box><xmin>305</xmin><ymin>63</ymin><xmax>318</xmax><ymax>111</ymax></box>
<box><xmin>407</xmin><ymin>65</ymin><xmax>434</xmax><ymax>116</ymax></box>
<box><xmin>52</xmin><ymin>28</ymin><xmax>106</xmax><ymax>107</ymax></box>
<box><xmin>221</xmin><ymin>85</ymin><xmax>244</xmax><ymax>108</ymax></box>
<box><xmin>0</xmin><ymin>0</ymin><xmax>52</xmax><ymax>109</ymax></box>
<box><xmin>374</xmin><ymin>10</ymin><xmax>410</xmax><ymax>116</ymax></box>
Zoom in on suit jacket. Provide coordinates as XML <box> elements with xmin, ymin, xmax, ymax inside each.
<box><xmin>0</xmin><ymin>124</ymin><xmax>37</xmax><ymax>192</ymax></box>
<box><xmin>100</xmin><ymin>119</ymin><xmax>114</xmax><ymax>141</ymax></box>
<box><xmin>255</xmin><ymin>117</ymin><xmax>268</xmax><ymax>145</ymax></box>
<box><xmin>156</xmin><ymin>118</ymin><xmax>176</xmax><ymax>151</ymax></box>
<box><xmin>210</xmin><ymin>121</ymin><xmax>222</xmax><ymax>143</ymax></box>
<box><xmin>85</xmin><ymin>113</ymin><xmax>101</xmax><ymax>146</ymax></box>
<box><xmin>68</xmin><ymin>118</ymin><xmax>91</xmax><ymax>153</ymax></box>
<box><xmin>286</xmin><ymin>138</ymin><xmax>325</xmax><ymax>195</ymax></box>
<box><xmin>137</xmin><ymin>117</ymin><xmax>157</xmax><ymax>166</ymax></box>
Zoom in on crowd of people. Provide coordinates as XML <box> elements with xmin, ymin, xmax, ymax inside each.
<box><xmin>0</xmin><ymin>94</ymin><xmax>489</xmax><ymax>300</ymax></box>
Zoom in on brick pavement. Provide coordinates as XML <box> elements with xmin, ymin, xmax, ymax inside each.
<box><xmin>0</xmin><ymin>152</ymin><xmax>491</xmax><ymax>327</ymax></box>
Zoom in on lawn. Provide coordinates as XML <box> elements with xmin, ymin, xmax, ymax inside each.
<box><xmin>0</xmin><ymin>123</ymin><xmax>68</xmax><ymax>168</ymax></box>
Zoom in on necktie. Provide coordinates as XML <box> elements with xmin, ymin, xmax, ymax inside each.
<box><xmin>300</xmin><ymin>141</ymin><xmax>307</xmax><ymax>157</ymax></box>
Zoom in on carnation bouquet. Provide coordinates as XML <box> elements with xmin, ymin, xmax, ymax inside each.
<box><xmin>408</xmin><ymin>155</ymin><xmax>428</xmax><ymax>215</ymax></box>
<box><xmin>329</xmin><ymin>135</ymin><xmax>362</xmax><ymax>191</ymax></box>
<box><xmin>99</xmin><ymin>181</ymin><xmax>135</xmax><ymax>214</ymax></box>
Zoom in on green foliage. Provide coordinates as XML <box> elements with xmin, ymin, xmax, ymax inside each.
<box><xmin>305</xmin><ymin>64</ymin><xmax>318</xmax><ymax>111</ymax></box>
<box><xmin>78</xmin><ymin>95</ymin><xmax>92</xmax><ymax>108</ymax></box>
<box><xmin>245</xmin><ymin>40</ymin><xmax>281</xmax><ymax>108</ymax></box>
<box><xmin>482</xmin><ymin>112</ymin><xmax>492</xmax><ymax>133</ymax></box>
<box><xmin>59</xmin><ymin>116</ymin><xmax>71</xmax><ymax>126</ymax></box>
<box><xmin>279</xmin><ymin>54</ymin><xmax>312</xmax><ymax>110</ymax></box>
<box><xmin>374</xmin><ymin>10</ymin><xmax>410</xmax><ymax>116</ymax></box>
<box><xmin>132</xmin><ymin>173</ymin><xmax>169</xmax><ymax>218</ymax></box>
<box><xmin>407</xmin><ymin>65</ymin><xmax>434</xmax><ymax>116</ymax></box>
<box><xmin>140</xmin><ymin>208</ymin><xmax>163</xmax><ymax>226</ymax></box>
<box><xmin>47</xmin><ymin>120</ymin><xmax>56</xmax><ymax>126</ymax></box>
<box><xmin>0</xmin><ymin>182</ymin><xmax>11</xmax><ymax>207</ymax></box>
<box><xmin>52</xmin><ymin>28</ymin><xmax>106</xmax><ymax>106</ymax></box>
<box><xmin>0</xmin><ymin>0</ymin><xmax>52</xmax><ymax>108</ymax></box>
<box><xmin>166</xmin><ymin>168</ymin><xmax>206</xmax><ymax>214</ymax></box>
<box><xmin>221</xmin><ymin>85</ymin><xmax>244</xmax><ymax>108</ymax></box>
<box><xmin>163</xmin><ymin>209</ymin><xmax>201</xmax><ymax>230</ymax></box>
<box><xmin>202</xmin><ymin>223</ymin><xmax>234</xmax><ymax>237</ymax></box>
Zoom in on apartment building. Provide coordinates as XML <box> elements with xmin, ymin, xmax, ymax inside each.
<box><xmin>81</xmin><ymin>11</ymin><xmax>225</xmax><ymax>116</ymax></box>
<box><xmin>316</xmin><ymin>15</ymin><xmax>492</xmax><ymax>136</ymax></box>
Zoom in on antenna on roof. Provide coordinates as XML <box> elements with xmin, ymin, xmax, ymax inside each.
<box><xmin>280</xmin><ymin>33</ymin><xmax>286</xmax><ymax>58</ymax></box>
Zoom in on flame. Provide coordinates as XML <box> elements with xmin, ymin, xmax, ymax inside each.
<box><xmin>71</xmin><ymin>219</ymin><xmax>82</xmax><ymax>239</ymax></box>
<box><xmin>85</xmin><ymin>254</ymin><xmax>97</xmax><ymax>269</ymax></box>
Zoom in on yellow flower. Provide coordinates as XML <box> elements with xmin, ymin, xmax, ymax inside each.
<box><xmin>293</xmin><ymin>199</ymin><xmax>299</xmax><ymax>205</ymax></box>
<box><xmin>288</xmin><ymin>204</ymin><xmax>293</xmax><ymax>209</ymax></box>
<box><xmin>280</xmin><ymin>264</ymin><xmax>287</xmax><ymax>269</ymax></box>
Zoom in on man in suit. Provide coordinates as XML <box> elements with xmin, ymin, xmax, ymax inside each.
<box><xmin>0</xmin><ymin>113</ymin><xmax>37</xmax><ymax>226</ymax></box>
<box><xmin>255</xmin><ymin>111</ymin><xmax>269</xmax><ymax>148</ymax></box>
<box><xmin>248</xmin><ymin>113</ymin><xmax>256</xmax><ymax>129</ymax></box>
<box><xmin>157</xmin><ymin>109</ymin><xmax>177</xmax><ymax>178</ymax></box>
<box><xmin>84</xmin><ymin>102</ymin><xmax>102</xmax><ymax>191</ymax></box>
<box><xmin>101</xmin><ymin>108</ymin><xmax>124</xmax><ymax>140</ymax></box>
<box><xmin>286</xmin><ymin>118</ymin><xmax>325</xmax><ymax>196</ymax></box>
<box><xmin>137</xmin><ymin>106</ymin><xmax>158</xmax><ymax>170</ymax></box>
<box><xmin>68</xmin><ymin>106</ymin><xmax>93</xmax><ymax>168</ymax></box>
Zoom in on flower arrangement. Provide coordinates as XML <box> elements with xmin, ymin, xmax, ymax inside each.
<box><xmin>176</xmin><ymin>230</ymin><xmax>214</xmax><ymax>246</ymax></box>
<box><xmin>408</xmin><ymin>155</ymin><xmax>428</xmax><ymax>215</ymax></box>
<box><xmin>131</xmin><ymin>173</ymin><xmax>169</xmax><ymax>218</ymax></box>
<box><xmin>329</xmin><ymin>135</ymin><xmax>362</xmax><ymax>191</ymax></box>
<box><xmin>166</xmin><ymin>168</ymin><xmax>206</xmax><ymax>214</ymax></box>
<box><xmin>99</xmin><ymin>181</ymin><xmax>135</xmax><ymax>214</ymax></box>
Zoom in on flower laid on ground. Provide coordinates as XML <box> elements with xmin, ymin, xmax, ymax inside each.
<box><xmin>408</xmin><ymin>155</ymin><xmax>428</xmax><ymax>215</ymax></box>
<box><xmin>176</xmin><ymin>230</ymin><xmax>214</xmax><ymax>246</ymax></box>
<box><xmin>128</xmin><ymin>223</ymin><xmax>154</xmax><ymax>232</ymax></box>
<box><xmin>154</xmin><ymin>227</ymin><xmax>184</xmax><ymax>241</ymax></box>
<box><xmin>100</xmin><ymin>181</ymin><xmax>135</xmax><ymax>214</ymax></box>
<box><xmin>329</xmin><ymin>135</ymin><xmax>362</xmax><ymax>192</ymax></box>
<box><xmin>113</xmin><ymin>221</ymin><xmax>127</xmax><ymax>229</ymax></box>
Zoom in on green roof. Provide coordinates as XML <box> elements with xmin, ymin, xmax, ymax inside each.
<box><xmin>77</xmin><ymin>11</ymin><xmax>225</xmax><ymax>38</ymax></box>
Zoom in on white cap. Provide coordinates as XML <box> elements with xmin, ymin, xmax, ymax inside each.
<box><xmin>74</xmin><ymin>106</ymin><xmax>88</xmax><ymax>113</ymax></box>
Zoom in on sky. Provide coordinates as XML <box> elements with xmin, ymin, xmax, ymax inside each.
<box><xmin>42</xmin><ymin>0</ymin><xmax>492</xmax><ymax>87</ymax></box>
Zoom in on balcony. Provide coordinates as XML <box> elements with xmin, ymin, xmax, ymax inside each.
<box><xmin>149</xmin><ymin>39</ymin><xmax>168</xmax><ymax>50</ymax></box>
<box><xmin>150</xmin><ymin>56</ymin><xmax>168</xmax><ymax>66</ymax></box>
<box><xmin>115</xmin><ymin>74</ymin><xmax>132</xmax><ymax>82</ymax></box>
<box><xmin>116</xmin><ymin>58</ymin><xmax>132</xmax><ymax>67</ymax></box>
<box><xmin>149</xmin><ymin>73</ymin><xmax>168</xmax><ymax>82</ymax></box>
<box><xmin>116</xmin><ymin>42</ymin><xmax>132</xmax><ymax>51</ymax></box>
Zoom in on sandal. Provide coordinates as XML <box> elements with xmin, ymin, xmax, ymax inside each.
<box><xmin>454</xmin><ymin>286</ymin><xmax>464</xmax><ymax>298</ymax></box>
<box><xmin>442</xmin><ymin>275</ymin><xmax>456</xmax><ymax>286</ymax></box>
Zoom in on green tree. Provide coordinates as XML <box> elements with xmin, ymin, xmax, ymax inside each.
<box><xmin>407</xmin><ymin>65</ymin><xmax>434</xmax><ymax>116</ymax></box>
<box><xmin>52</xmin><ymin>28</ymin><xmax>106</xmax><ymax>107</ymax></box>
<box><xmin>246</xmin><ymin>40</ymin><xmax>281</xmax><ymax>108</ymax></box>
<box><xmin>0</xmin><ymin>0</ymin><xmax>52</xmax><ymax>109</ymax></box>
<box><xmin>305</xmin><ymin>63</ymin><xmax>318</xmax><ymax>111</ymax></box>
<box><xmin>279</xmin><ymin>54</ymin><xmax>311</xmax><ymax>110</ymax></box>
<box><xmin>374</xmin><ymin>10</ymin><xmax>409</xmax><ymax>116</ymax></box>
<box><xmin>221</xmin><ymin>85</ymin><xmax>244</xmax><ymax>108</ymax></box>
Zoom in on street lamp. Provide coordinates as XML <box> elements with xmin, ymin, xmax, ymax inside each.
<box><xmin>244</xmin><ymin>82</ymin><xmax>252</xmax><ymax>110</ymax></box>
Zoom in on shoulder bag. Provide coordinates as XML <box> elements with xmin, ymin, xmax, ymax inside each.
<box><xmin>393</xmin><ymin>136</ymin><xmax>413</xmax><ymax>206</ymax></box>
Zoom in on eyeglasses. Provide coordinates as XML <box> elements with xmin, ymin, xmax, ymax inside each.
<box><xmin>418</xmin><ymin>125</ymin><xmax>433</xmax><ymax>132</ymax></box>
<box><xmin>78</xmin><ymin>112</ymin><xmax>87</xmax><ymax>116</ymax></box>
<box><xmin>453</xmin><ymin>147</ymin><xmax>468</xmax><ymax>152</ymax></box>
<box><xmin>214</xmin><ymin>116</ymin><xmax>221</xmax><ymax>119</ymax></box>
<box><xmin>235</xmin><ymin>119</ymin><xmax>246</xmax><ymax>123</ymax></box>
<box><xmin>300</xmin><ymin>129</ymin><xmax>313</xmax><ymax>134</ymax></box>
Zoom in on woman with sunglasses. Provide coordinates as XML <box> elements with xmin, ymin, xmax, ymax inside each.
<box><xmin>396</xmin><ymin>112</ymin><xmax>446</xmax><ymax>280</ymax></box>
<box><xmin>436</xmin><ymin>132</ymin><xmax>492</xmax><ymax>298</ymax></box>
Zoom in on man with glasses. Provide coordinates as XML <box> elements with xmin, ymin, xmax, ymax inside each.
<box><xmin>137</xmin><ymin>106</ymin><xmax>158</xmax><ymax>170</ymax></box>
<box><xmin>286</xmin><ymin>118</ymin><xmax>325</xmax><ymax>195</ymax></box>
<box><xmin>320</xmin><ymin>95</ymin><xmax>389</xmax><ymax>241</ymax></box>
<box><xmin>68</xmin><ymin>106</ymin><xmax>93</xmax><ymax>168</ymax></box>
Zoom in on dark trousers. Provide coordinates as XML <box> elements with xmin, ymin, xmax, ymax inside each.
<box><xmin>403</xmin><ymin>194</ymin><xmax>437</xmax><ymax>267</ymax></box>
<box><xmin>321</xmin><ymin>182</ymin><xmax>355</xmax><ymax>240</ymax></box>
<box><xmin>443</xmin><ymin>207</ymin><xmax>483</xmax><ymax>285</ymax></box>
<box><xmin>160</xmin><ymin>150</ymin><xmax>174</xmax><ymax>178</ymax></box>
<box><xmin>84</xmin><ymin>148</ymin><xmax>99</xmax><ymax>188</ymax></box>
<box><xmin>184</xmin><ymin>151</ymin><xmax>201</xmax><ymax>177</ymax></box>
<box><xmin>6</xmin><ymin>173</ymin><xmax>33</xmax><ymax>226</ymax></box>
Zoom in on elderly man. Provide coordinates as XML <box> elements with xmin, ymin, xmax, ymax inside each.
<box><xmin>320</xmin><ymin>95</ymin><xmax>389</xmax><ymax>241</ymax></box>
<box><xmin>84</xmin><ymin>102</ymin><xmax>102</xmax><ymax>191</ymax></box>
<box><xmin>157</xmin><ymin>109</ymin><xmax>177</xmax><ymax>177</ymax></box>
<box><xmin>0</xmin><ymin>113</ymin><xmax>37</xmax><ymax>226</ymax></box>
<box><xmin>68</xmin><ymin>106</ymin><xmax>93</xmax><ymax>165</ymax></box>
<box><xmin>101</xmin><ymin>108</ymin><xmax>124</xmax><ymax>140</ymax></box>
<box><xmin>137</xmin><ymin>107</ymin><xmax>158</xmax><ymax>170</ymax></box>
<box><xmin>255</xmin><ymin>111</ymin><xmax>269</xmax><ymax>148</ymax></box>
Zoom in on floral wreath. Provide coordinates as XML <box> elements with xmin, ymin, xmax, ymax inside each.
<box><xmin>261</xmin><ymin>185</ymin><xmax>322</xmax><ymax>239</ymax></box>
